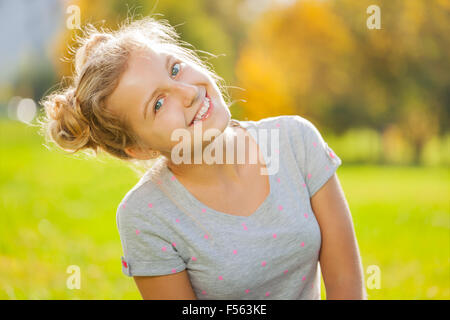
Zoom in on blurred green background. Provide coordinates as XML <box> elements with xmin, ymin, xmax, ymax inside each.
<box><xmin>0</xmin><ymin>0</ymin><xmax>449</xmax><ymax>299</ymax></box>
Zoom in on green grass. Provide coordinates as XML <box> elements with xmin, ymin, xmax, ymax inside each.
<box><xmin>1</xmin><ymin>119</ymin><xmax>449</xmax><ymax>299</ymax></box>
<box><xmin>320</xmin><ymin>166</ymin><xmax>450</xmax><ymax>299</ymax></box>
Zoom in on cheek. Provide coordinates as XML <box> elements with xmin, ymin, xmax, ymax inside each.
<box><xmin>152</xmin><ymin>117</ymin><xmax>187</xmax><ymax>146</ymax></box>
<box><xmin>160</xmin><ymin>111</ymin><xmax>189</xmax><ymax>128</ymax></box>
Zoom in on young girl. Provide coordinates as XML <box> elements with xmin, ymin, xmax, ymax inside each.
<box><xmin>39</xmin><ymin>17</ymin><xmax>366</xmax><ymax>300</ymax></box>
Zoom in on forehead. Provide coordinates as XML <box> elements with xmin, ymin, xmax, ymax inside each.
<box><xmin>126</xmin><ymin>47</ymin><xmax>165</xmax><ymax>74</ymax></box>
<box><xmin>106</xmin><ymin>48</ymin><xmax>168</xmax><ymax>113</ymax></box>
<box><xmin>118</xmin><ymin>46</ymin><xmax>182</xmax><ymax>89</ymax></box>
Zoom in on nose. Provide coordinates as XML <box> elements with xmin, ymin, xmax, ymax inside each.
<box><xmin>173</xmin><ymin>83</ymin><xmax>201</xmax><ymax>108</ymax></box>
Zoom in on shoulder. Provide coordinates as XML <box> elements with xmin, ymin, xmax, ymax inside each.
<box><xmin>239</xmin><ymin>115</ymin><xmax>312</xmax><ymax>133</ymax></box>
<box><xmin>115</xmin><ymin>161</ymin><xmax>168</xmax><ymax>232</ymax></box>
<box><xmin>238</xmin><ymin>115</ymin><xmax>315</xmax><ymax>146</ymax></box>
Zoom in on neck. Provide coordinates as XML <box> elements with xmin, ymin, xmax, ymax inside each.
<box><xmin>165</xmin><ymin>125</ymin><xmax>254</xmax><ymax>187</ymax></box>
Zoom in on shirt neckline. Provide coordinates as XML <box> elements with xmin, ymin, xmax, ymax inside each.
<box><xmin>158</xmin><ymin>120</ymin><xmax>274</xmax><ymax>220</ymax></box>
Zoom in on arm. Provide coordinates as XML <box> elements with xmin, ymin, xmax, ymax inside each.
<box><xmin>133</xmin><ymin>269</ymin><xmax>197</xmax><ymax>300</ymax></box>
<box><xmin>310</xmin><ymin>173</ymin><xmax>367</xmax><ymax>299</ymax></box>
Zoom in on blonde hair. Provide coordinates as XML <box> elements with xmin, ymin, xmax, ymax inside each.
<box><xmin>37</xmin><ymin>15</ymin><xmax>237</xmax><ymax>175</ymax></box>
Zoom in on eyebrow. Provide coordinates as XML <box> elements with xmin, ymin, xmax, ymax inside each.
<box><xmin>142</xmin><ymin>55</ymin><xmax>172</xmax><ymax>120</ymax></box>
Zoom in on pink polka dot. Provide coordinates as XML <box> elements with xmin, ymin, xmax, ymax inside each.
<box><xmin>301</xmin><ymin>242</ymin><xmax>305</xmax><ymax>247</ymax></box>
<box><xmin>122</xmin><ymin>260</ymin><xmax>128</xmax><ymax>268</ymax></box>
<box><xmin>302</xmin><ymin>183</ymin><xmax>306</xmax><ymax>188</ymax></box>
<box><xmin>161</xmin><ymin>246</ymin><xmax>167</xmax><ymax>252</ymax></box>
<box><xmin>307</xmin><ymin>173</ymin><xmax>312</xmax><ymax>179</ymax></box>
<box><xmin>148</xmin><ymin>203</ymin><xmax>153</xmax><ymax>208</ymax></box>
<box><xmin>302</xmin><ymin>276</ymin><xmax>306</xmax><ymax>281</ymax></box>
<box><xmin>171</xmin><ymin>175</ymin><xmax>176</xmax><ymax>181</ymax></box>
<box><xmin>175</xmin><ymin>218</ymin><xmax>180</xmax><ymax>223</ymax></box>
<box><xmin>171</xmin><ymin>268</ymin><xmax>176</xmax><ymax>273</ymax></box>
<box><xmin>277</xmin><ymin>177</ymin><xmax>281</xmax><ymax>183</ymax></box>
<box><xmin>265</xmin><ymin>291</ymin><xmax>270</xmax><ymax>297</ymax></box>
<box><xmin>304</xmin><ymin>213</ymin><xmax>308</xmax><ymax>218</ymax></box>
<box><xmin>276</xmin><ymin>123</ymin><xmax>280</xmax><ymax>128</ymax></box>
<box><xmin>284</xmin><ymin>269</ymin><xmax>288</xmax><ymax>275</ymax></box>
<box><xmin>313</xmin><ymin>142</ymin><xmax>317</xmax><ymax>147</ymax></box>
<box><xmin>204</xmin><ymin>234</ymin><xmax>209</xmax><ymax>239</ymax></box>
<box><xmin>135</xmin><ymin>229</ymin><xmax>140</xmax><ymax>235</ymax></box>
<box><xmin>122</xmin><ymin>203</ymin><xmax>126</xmax><ymax>208</ymax></box>
<box><xmin>325</xmin><ymin>165</ymin><xmax>329</xmax><ymax>170</ymax></box>
<box><xmin>172</xmin><ymin>242</ymin><xmax>176</xmax><ymax>247</ymax></box>
<box><xmin>218</xmin><ymin>276</ymin><xmax>223</xmax><ymax>280</ymax></box>
<box><xmin>245</xmin><ymin>289</ymin><xmax>250</xmax><ymax>294</ymax></box>
<box><xmin>273</xmin><ymin>233</ymin><xmax>277</xmax><ymax>239</ymax></box>
<box><xmin>329</xmin><ymin>151</ymin><xmax>335</xmax><ymax>159</ymax></box>
<box><xmin>261</xmin><ymin>261</ymin><xmax>266</xmax><ymax>267</ymax></box>
<box><xmin>191</xmin><ymin>256</ymin><xmax>197</xmax><ymax>261</ymax></box>
<box><xmin>201</xmin><ymin>208</ymin><xmax>206</xmax><ymax>213</ymax></box>
<box><xmin>202</xmin><ymin>290</ymin><xmax>206</xmax><ymax>295</ymax></box>
<box><xmin>278</xmin><ymin>205</ymin><xmax>283</xmax><ymax>211</ymax></box>
<box><xmin>233</xmin><ymin>250</ymin><xmax>237</xmax><ymax>254</ymax></box>
<box><xmin>242</xmin><ymin>223</ymin><xmax>248</xmax><ymax>231</ymax></box>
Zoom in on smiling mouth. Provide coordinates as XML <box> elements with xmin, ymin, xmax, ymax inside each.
<box><xmin>189</xmin><ymin>91</ymin><xmax>213</xmax><ymax>126</ymax></box>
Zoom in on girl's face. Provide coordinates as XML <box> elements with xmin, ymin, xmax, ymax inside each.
<box><xmin>106</xmin><ymin>47</ymin><xmax>231</xmax><ymax>160</ymax></box>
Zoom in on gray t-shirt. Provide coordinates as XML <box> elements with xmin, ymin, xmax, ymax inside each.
<box><xmin>116</xmin><ymin>115</ymin><xmax>342</xmax><ymax>299</ymax></box>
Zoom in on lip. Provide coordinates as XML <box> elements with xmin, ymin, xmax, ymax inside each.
<box><xmin>189</xmin><ymin>91</ymin><xmax>213</xmax><ymax>126</ymax></box>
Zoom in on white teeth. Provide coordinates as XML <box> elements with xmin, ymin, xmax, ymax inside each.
<box><xmin>194</xmin><ymin>97</ymin><xmax>210</xmax><ymax>121</ymax></box>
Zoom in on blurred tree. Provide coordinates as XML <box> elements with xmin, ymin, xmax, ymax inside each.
<box><xmin>235</xmin><ymin>0</ymin><xmax>450</xmax><ymax>164</ymax></box>
<box><xmin>13</xmin><ymin>53</ymin><xmax>57</xmax><ymax>103</ymax></box>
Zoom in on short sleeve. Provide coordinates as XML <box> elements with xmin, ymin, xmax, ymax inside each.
<box><xmin>288</xmin><ymin>116</ymin><xmax>342</xmax><ymax>198</ymax></box>
<box><xmin>116</xmin><ymin>199</ymin><xmax>186</xmax><ymax>277</ymax></box>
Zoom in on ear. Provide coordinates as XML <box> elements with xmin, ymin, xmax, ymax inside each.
<box><xmin>124</xmin><ymin>145</ymin><xmax>157</xmax><ymax>160</ymax></box>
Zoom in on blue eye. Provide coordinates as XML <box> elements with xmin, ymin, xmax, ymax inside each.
<box><xmin>154</xmin><ymin>62</ymin><xmax>182</xmax><ymax>113</ymax></box>
<box><xmin>154</xmin><ymin>97</ymin><xmax>164</xmax><ymax>112</ymax></box>
<box><xmin>171</xmin><ymin>62</ymin><xmax>181</xmax><ymax>77</ymax></box>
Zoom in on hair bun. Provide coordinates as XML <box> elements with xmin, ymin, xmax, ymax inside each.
<box><xmin>40</xmin><ymin>88</ymin><xmax>94</xmax><ymax>153</ymax></box>
<box><xmin>46</xmin><ymin>88</ymin><xmax>74</xmax><ymax>121</ymax></box>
